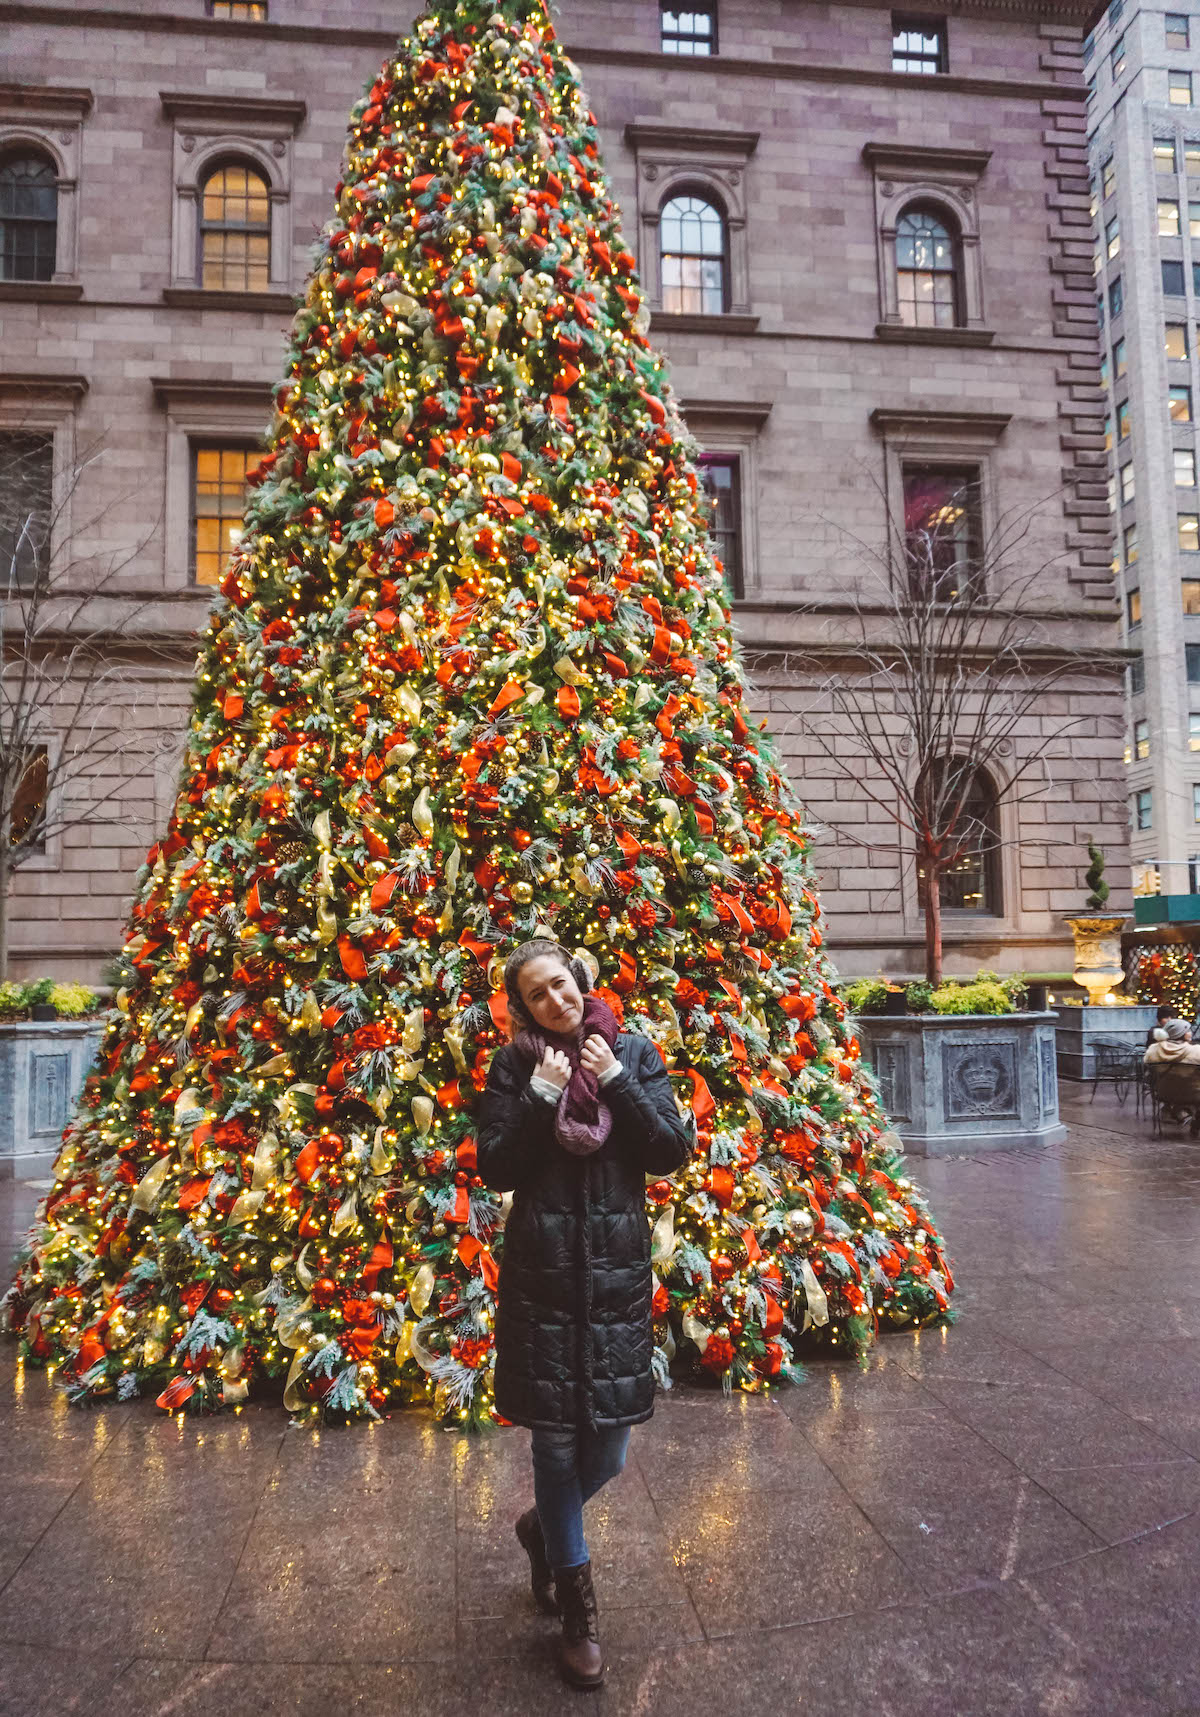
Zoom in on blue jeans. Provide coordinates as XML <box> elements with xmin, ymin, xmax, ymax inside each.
<box><xmin>531</xmin><ymin>1424</ymin><xmax>632</xmax><ymax>1570</ymax></box>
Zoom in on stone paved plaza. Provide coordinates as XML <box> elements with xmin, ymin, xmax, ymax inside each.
<box><xmin>1</xmin><ymin>1088</ymin><xmax>1197</xmax><ymax>1717</ymax></box>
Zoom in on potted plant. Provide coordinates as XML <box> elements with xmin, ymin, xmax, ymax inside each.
<box><xmin>1054</xmin><ymin>841</ymin><xmax>1156</xmax><ymax>1081</ymax></box>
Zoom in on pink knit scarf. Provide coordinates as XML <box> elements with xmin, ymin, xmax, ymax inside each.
<box><xmin>515</xmin><ymin>994</ymin><xmax>620</xmax><ymax>1156</ymax></box>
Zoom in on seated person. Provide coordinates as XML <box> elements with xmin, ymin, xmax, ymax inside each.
<box><xmin>1147</xmin><ymin>1004</ymin><xmax>1179</xmax><ymax>1047</ymax></box>
<box><xmin>1145</xmin><ymin>1019</ymin><xmax>1200</xmax><ymax>1065</ymax></box>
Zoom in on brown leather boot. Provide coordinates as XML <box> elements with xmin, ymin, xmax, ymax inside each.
<box><xmin>552</xmin><ymin>1560</ymin><xmax>604</xmax><ymax>1689</ymax></box>
<box><xmin>515</xmin><ymin>1508</ymin><xmax>557</xmax><ymax>1615</ymax></box>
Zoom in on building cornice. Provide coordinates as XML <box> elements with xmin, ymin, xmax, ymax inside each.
<box><xmin>151</xmin><ymin>377</ymin><xmax>275</xmax><ymax>410</ymax></box>
<box><xmin>862</xmin><ymin>142</ymin><xmax>993</xmax><ymax>179</ymax></box>
<box><xmin>624</xmin><ymin>124</ymin><xmax>759</xmax><ymax>158</ymax></box>
<box><xmin>158</xmin><ymin>91</ymin><xmax>307</xmax><ymax>129</ymax></box>
<box><xmin>869</xmin><ymin>407</ymin><xmax>1013</xmax><ymax>441</ymax></box>
<box><xmin>0</xmin><ymin>280</ymin><xmax>83</xmax><ymax>304</ymax></box>
<box><xmin>680</xmin><ymin>399</ymin><xmax>774</xmax><ymax>429</ymax></box>
<box><xmin>0</xmin><ymin>371</ymin><xmax>88</xmax><ymax>399</ymax></box>
<box><xmin>162</xmin><ymin>287</ymin><xmax>298</xmax><ymax>315</ymax></box>
<box><xmin>0</xmin><ymin>81</ymin><xmax>93</xmax><ymax>119</ymax></box>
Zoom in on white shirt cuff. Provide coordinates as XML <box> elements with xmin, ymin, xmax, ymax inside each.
<box><xmin>529</xmin><ymin>1073</ymin><xmax>564</xmax><ymax>1104</ymax></box>
<box><xmin>597</xmin><ymin>1059</ymin><xmax>623</xmax><ymax>1086</ymax></box>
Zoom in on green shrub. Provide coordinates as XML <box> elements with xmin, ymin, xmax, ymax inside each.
<box><xmin>50</xmin><ymin>982</ymin><xmax>100</xmax><ymax>1018</ymax></box>
<box><xmin>0</xmin><ymin>981</ymin><xmax>24</xmax><ymax>1017</ymax></box>
<box><xmin>23</xmin><ymin>978</ymin><xmax>54</xmax><ymax>1006</ymax></box>
<box><xmin>843</xmin><ymin>978</ymin><xmax>890</xmax><ymax>1015</ymax></box>
<box><xmin>927</xmin><ymin>979</ymin><xmax>1014</xmax><ymax>1016</ymax></box>
<box><xmin>906</xmin><ymin>980</ymin><xmax>934</xmax><ymax>1014</ymax></box>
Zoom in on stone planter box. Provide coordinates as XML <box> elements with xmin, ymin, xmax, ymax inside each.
<box><xmin>1053</xmin><ymin>1003</ymin><xmax>1159</xmax><ymax>1083</ymax></box>
<box><xmin>0</xmin><ymin>1019</ymin><xmax>104</xmax><ymax>1180</ymax></box>
<box><xmin>857</xmin><ymin>1010</ymin><xmax>1065</xmax><ymax>1156</ymax></box>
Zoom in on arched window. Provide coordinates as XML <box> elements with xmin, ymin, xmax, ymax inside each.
<box><xmin>199</xmin><ymin>161</ymin><xmax>270</xmax><ymax>291</ymax></box>
<box><xmin>0</xmin><ymin>152</ymin><xmax>58</xmax><ymax>282</ymax></box>
<box><xmin>918</xmin><ymin>760</ymin><xmax>1002</xmax><ymax>915</ymax></box>
<box><xmin>895</xmin><ymin>206</ymin><xmax>960</xmax><ymax>328</ymax></box>
<box><xmin>660</xmin><ymin>194</ymin><xmax>726</xmax><ymax>315</ymax></box>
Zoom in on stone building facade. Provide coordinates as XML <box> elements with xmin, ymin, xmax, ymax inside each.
<box><xmin>1085</xmin><ymin>0</ymin><xmax>1200</xmax><ymax>900</ymax></box>
<box><xmin>2</xmin><ymin>0</ymin><xmax>1124</xmax><ymax>982</ymax></box>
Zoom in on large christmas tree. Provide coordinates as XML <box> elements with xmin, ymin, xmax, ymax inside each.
<box><xmin>3</xmin><ymin>0</ymin><xmax>953</xmax><ymax>1425</ymax></box>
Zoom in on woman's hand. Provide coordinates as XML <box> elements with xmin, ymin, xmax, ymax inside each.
<box><xmin>580</xmin><ymin>1034</ymin><xmax>619</xmax><ymax>1079</ymax></box>
<box><xmin>533</xmin><ymin>1047</ymin><xmax>572</xmax><ymax>1091</ymax></box>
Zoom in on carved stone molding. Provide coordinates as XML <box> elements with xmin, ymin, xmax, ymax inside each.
<box><xmin>625</xmin><ymin>122</ymin><xmax>759</xmax><ymax>317</ymax></box>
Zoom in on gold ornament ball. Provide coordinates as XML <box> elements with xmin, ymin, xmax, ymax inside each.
<box><xmin>511</xmin><ymin>880</ymin><xmax>534</xmax><ymax>905</ymax></box>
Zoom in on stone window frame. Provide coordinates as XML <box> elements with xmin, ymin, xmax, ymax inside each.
<box><xmin>681</xmin><ymin>398</ymin><xmax>771</xmax><ymax>601</ymax></box>
<box><xmin>0</xmin><ymin>85</ymin><xmax>92</xmax><ymax>302</ymax></box>
<box><xmin>159</xmin><ymin>91</ymin><xmax>306</xmax><ymax>311</ymax></box>
<box><xmin>868</xmin><ymin>404</ymin><xmax>1020</xmax><ymax>930</ymax></box>
<box><xmin>0</xmin><ymin>374</ymin><xmax>89</xmax><ymax>873</ymax></box>
<box><xmin>625</xmin><ymin>123</ymin><xmax>759</xmax><ymax>333</ymax></box>
<box><xmin>151</xmin><ymin>377</ymin><xmax>272</xmax><ymax>591</ymax></box>
<box><xmin>863</xmin><ymin>141</ymin><xmax>993</xmax><ymax>347</ymax></box>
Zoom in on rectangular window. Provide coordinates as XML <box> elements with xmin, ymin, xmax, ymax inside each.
<box><xmin>1124</xmin><ymin>522</ymin><xmax>1139</xmax><ymax>564</ymax></box>
<box><xmin>1171</xmin><ymin>72</ymin><xmax>1193</xmax><ymax>106</ymax></box>
<box><xmin>1184</xmin><ymin>579</ymin><xmax>1200</xmax><ymax>613</ymax></box>
<box><xmin>1093</xmin><ymin>245</ymin><xmax>1104</xmax><ymax>278</ymax></box>
<box><xmin>1134</xmin><ymin>717</ymin><xmax>1151</xmax><ymax>760</ymax></box>
<box><xmin>1114</xmin><ymin>335</ymin><xmax>1127</xmax><ymax>377</ymax></box>
<box><xmin>1111</xmin><ymin>35</ymin><xmax>1126</xmax><ymax>77</ymax></box>
<box><xmin>1190</xmin><ymin>203</ymin><xmax>1200</xmax><ymax>237</ymax></box>
<box><xmin>1130</xmin><ymin>653</ymin><xmax>1146</xmax><ymax>694</ymax></box>
<box><xmin>1118</xmin><ymin>399</ymin><xmax>1131</xmax><ymax>439</ymax></box>
<box><xmin>1159</xmin><ymin>200</ymin><xmax>1182</xmax><ymax>236</ymax></box>
<box><xmin>1103</xmin><ymin>156</ymin><xmax>1116</xmax><ymax>197</ymax></box>
<box><xmin>1168</xmin><ymin>12</ymin><xmax>1190</xmax><ymax>48</ymax></box>
<box><xmin>901</xmin><ymin>463</ymin><xmax>982</xmax><ymax>601</ymax></box>
<box><xmin>0</xmin><ymin>430</ymin><xmax>53</xmax><ymax>588</ymax></box>
<box><xmin>891</xmin><ymin>15</ymin><xmax>947</xmax><ymax>73</ymax></box>
<box><xmin>1194</xmin><ymin>783</ymin><xmax>1200</xmax><ymax>822</ymax></box>
<box><xmin>1107</xmin><ymin>471</ymin><xmax>1117</xmax><ymax>512</ymax></box>
<box><xmin>1097</xmin><ymin>292</ymin><xmax>1106</xmax><ymax>330</ymax></box>
<box><xmin>1171</xmin><ymin>385</ymin><xmax>1193</xmax><ymax>421</ymax></box>
<box><xmin>191</xmin><ymin>444</ymin><xmax>255</xmax><ymax>587</ymax></box>
<box><xmin>208</xmin><ymin>0</ymin><xmax>268</xmax><ymax>15</ymax></box>
<box><xmin>1188</xmin><ymin>642</ymin><xmax>1200</xmax><ymax>680</ymax></box>
<box><xmin>1106</xmin><ymin>215</ymin><xmax>1121</xmax><ymax>257</ymax></box>
<box><xmin>1100</xmin><ymin>351</ymin><xmax>1110</xmax><ymax>388</ymax></box>
<box><xmin>1187</xmin><ymin>145</ymin><xmax>1200</xmax><ymax>175</ymax></box>
<box><xmin>1178</xmin><ymin>447</ymin><xmax>1197</xmax><ymax>486</ymax></box>
<box><xmin>696</xmin><ymin>454</ymin><xmax>743</xmax><ymax>599</ymax></box>
<box><xmin>1163</xmin><ymin>259</ymin><xmax>1186</xmax><ymax>295</ymax></box>
<box><xmin>1167</xmin><ymin>323</ymin><xmax>1189</xmax><ymax>359</ymax></box>
<box><xmin>8</xmin><ymin>745</ymin><xmax>48</xmax><ymax>855</ymax></box>
<box><xmin>1121</xmin><ymin>461</ymin><xmax>1135</xmax><ymax>503</ymax></box>
<box><xmin>1111</xmin><ymin>275</ymin><xmax>1125</xmax><ymax>316</ymax></box>
<box><xmin>1180</xmin><ymin>513</ymin><xmax>1200</xmax><ymax>551</ymax></box>
<box><xmin>661</xmin><ymin>4</ymin><xmax>717</xmax><ymax>54</ymax></box>
<box><xmin>1090</xmin><ymin>182</ymin><xmax>1100</xmax><ymax>222</ymax></box>
<box><xmin>1190</xmin><ymin>712</ymin><xmax>1200</xmax><ymax>749</ymax></box>
<box><xmin>1128</xmin><ymin>586</ymin><xmax>1143</xmax><ymax>626</ymax></box>
<box><xmin>1156</xmin><ymin>138</ymin><xmax>1179</xmax><ymax>173</ymax></box>
<box><xmin>1087</xmin><ymin>73</ymin><xmax>1097</xmax><ymax>106</ymax></box>
<box><xmin>1109</xmin><ymin>0</ymin><xmax>1123</xmax><ymax>22</ymax></box>
<box><xmin>1104</xmin><ymin>412</ymin><xmax>1113</xmax><ymax>451</ymax></box>
<box><xmin>1135</xmin><ymin>789</ymin><xmax>1153</xmax><ymax>830</ymax></box>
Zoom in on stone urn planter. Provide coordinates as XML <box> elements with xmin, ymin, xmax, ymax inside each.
<box><xmin>0</xmin><ymin>1019</ymin><xmax>104</xmax><ymax>1179</ymax></box>
<box><xmin>1064</xmin><ymin>914</ymin><xmax>1128</xmax><ymax>1005</ymax></box>
<box><xmin>856</xmin><ymin>1011</ymin><xmax>1065</xmax><ymax>1156</ymax></box>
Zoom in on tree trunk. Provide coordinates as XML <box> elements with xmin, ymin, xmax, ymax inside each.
<box><xmin>0</xmin><ymin>850</ymin><xmax>9</xmax><ymax>983</ymax></box>
<box><xmin>923</xmin><ymin>866</ymin><xmax>943</xmax><ymax>986</ymax></box>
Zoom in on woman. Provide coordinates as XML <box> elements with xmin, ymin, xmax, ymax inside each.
<box><xmin>477</xmin><ymin>938</ymin><xmax>692</xmax><ymax>1690</ymax></box>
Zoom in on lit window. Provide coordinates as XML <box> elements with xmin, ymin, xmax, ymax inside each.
<box><xmin>1190</xmin><ymin>202</ymin><xmax>1200</xmax><ymax>236</ymax></box>
<box><xmin>1167</xmin><ymin>323</ymin><xmax>1189</xmax><ymax>359</ymax></box>
<box><xmin>1103</xmin><ymin>156</ymin><xmax>1116</xmax><ymax>197</ymax></box>
<box><xmin>1168</xmin><ymin>12</ymin><xmax>1189</xmax><ymax>48</ymax></box>
<box><xmin>1106</xmin><ymin>214</ymin><xmax>1121</xmax><ymax>256</ymax></box>
<box><xmin>697</xmin><ymin>455</ymin><xmax>743</xmax><ymax>599</ymax></box>
<box><xmin>1101</xmin><ymin>351</ymin><xmax>1110</xmax><ymax>388</ymax></box>
<box><xmin>1177</xmin><ymin>447</ymin><xmax>1197</xmax><ymax>486</ymax></box>
<box><xmin>1111</xmin><ymin>34</ymin><xmax>1126</xmax><ymax>77</ymax></box>
<box><xmin>1170</xmin><ymin>385</ymin><xmax>1193</xmax><ymax>422</ymax></box>
<box><xmin>661</xmin><ymin>5</ymin><xmax>716</xmax><ymax>54</ymax></box>
<box><xmin>199</xmin><ymin>162</ymin><xmax>270</xmax><ymax>291</ymax></box>
<box><xmin>1135</xmin><ymin>788</ymin><xmax>1153</xmax><ymax>830</ymax></box>
<box><xmin>1184</xmin><ymin>579</ymin><xmax>1200</xmax><ymax>613</ymax></box>
<box><xmin>1134</xmin><ymin>717</ymin><xmax>1151</xmax><ymax>759</ymax></box>
<box><xmin>1180</xmin><ymin>513</ymin><xmax>1200</xmax><ymax>551</ymax></box>
<box><xmin>659</xmin><ymin>195</ymin><xmax>726</xmax><ymax>315</ymax></box>
<box><xmin>1114</xmin><ymin>335</ymin><xmax>1127</xmax><ymax>376</ymax></box>
<box><xmin>1124</xmin><ymin>522</ymin><xmax>1139</xmax><ymax>564</ymax></box>
<box><xmin>1128</xmin><ymin>587</ymin><xmax>1143</xmax><ymax>626</ymax></box>
<box><xmin>1159</xmin><ymin>200</ymin><xmax>1181</xmax><ymax>236</ymax></box>
<box><xmin>8</xmin><ymin>746</ymin><xmax>48</xmax><ymax>854</ymax></box>
<box><xmin>902</xmin><ymin>464</ymin><xmax>982</xmax><ymax>601</ymax></box>
<box><xmin>1190</xmin><ymin>712</ymin><xmax>1200</xmax><ymax>750</ymax></box>
<box><xmin>1104</xmin><ymin>413</ymin><xmax>1113</xmax><ymax>451</ymax></box>
<box><xmin>1155</xmin><ymin>138</ymin><xmax>1178</xmax><ymax>173</ymax></box>
<box><xmin>1090</xmin><ymin>182</ymin><xmax>1100</xmax><ymax>222</ymax></box>
<box><xmin>918</xmin><ymin>761</ymin><xmax>1001</xmax><ymax>914</ymax></box>
<box><xmin>0</xmin><ymin>152</ymin><xmax>58</xmax><ymax>283</ymax></box>
<box><xmin>1121</xmin><ymin>462</ymin><xmax>1135</xmax><ymax>503</ymax></box>
<box><xmin>1118</xmin><ymin>399</ymin><xmax>1131</xmax><ymax>439</ymax></box>
<box><xmin>1163</xmin><ymin>259</ymin><xmax>1186</xmax><ymax>295</ymax></box>
<box><xmin>895</xmin><ymin>207</ymin><xmax>959</xmax><ymax>327</ymax></box>
<box><xmin>1171</xmin><ymin>72</ymin><xmax>1193</xmax><ymax>106</ymax></box>
<box><xmin>0</xmin><ymin>430</ymin><xmax>53</xmax><ymax>587</ymax></box>
<box><xmin>191</xmin><ymin>446</ymin><xmax>255</xmax><ymax>586</ymax></box>
<box><xmin>208</xmin><ymin>1</ymin><xmax>268</xmax><ymax>16</ymax></box>
<box><xmin>1111</xmin><ymin>274</ymin><xmax>1125</xmax><ymax>315</ymax></box>
<box><xmin>892</xmin><ymin>15</ymin><xmax>947</xmax><ymax>73</ymax></box>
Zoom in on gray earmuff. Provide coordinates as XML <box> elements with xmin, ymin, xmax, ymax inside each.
<box><xmin>568</xmin><ymin>956</ymin><xmax>592</xmax><ymax>994</ymax></box>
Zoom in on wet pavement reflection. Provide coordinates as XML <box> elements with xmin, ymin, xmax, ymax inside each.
<box><xmin>1</xmin><ymin>1087</ymin><xmax>1198</xmax><ymax>1715</ymax></box>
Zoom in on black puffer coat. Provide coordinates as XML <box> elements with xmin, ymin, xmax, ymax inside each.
<box><xmin>477</xmin><ymin>1032</ymin><xmax>693</xmax><ymax>1431</ymax></box>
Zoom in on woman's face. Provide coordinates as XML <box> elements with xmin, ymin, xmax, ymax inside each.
<box><xmin>517</xmin><ymin>954</ymin><xmax>584</xmax><ymax>1034</ymax></box>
